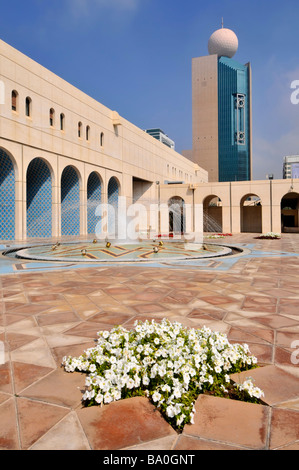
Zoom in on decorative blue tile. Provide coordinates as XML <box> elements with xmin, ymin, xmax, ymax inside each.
<box><xmin>0</xmin><ymin>149</ymin><xmax>15</xmax><ymax>240</ymax></box>
<box><xmin>87</xmin><ymin>172</ymin><xmax>102</xmax><ymax>235</ymax></box>
<box><xmin>27</xmin><ymin>158</ymin><xmax>52</xmax><ymax>238</ymax></box>
<box><xmin>61</xmin><ymin>166</ymin><xmax>80</xmax><ymax>236</ymax></box>
<box><xmin>107</xmin><ymin>177</ymin><xmax>119</xmax><ymax>234</ymax></box>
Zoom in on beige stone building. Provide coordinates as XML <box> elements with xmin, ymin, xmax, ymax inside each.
<box><xmin>1</xmin><ymin>38</ymin><xmax>299</xmax><ymax>242</ymax></box>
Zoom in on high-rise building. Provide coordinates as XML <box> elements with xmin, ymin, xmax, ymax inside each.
<box><xmin>145</xmin><ymin>128</ymin><xmax>175</xmax><ymax>150</ymax></box>
<box><xmin>283</xmin><ymin>155</ymin><xmax>299</xmax><ymax>179</ymax></box>
<box><xmin>184</xmin><ymin>25</ymin><xmax>252</xmax><ymax>182</ymax></box>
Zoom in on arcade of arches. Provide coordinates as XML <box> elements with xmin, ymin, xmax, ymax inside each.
<box><xmin>1</xmin><ymin>146</ymin><xmax>299</xmax><ymax>241</ymax></box>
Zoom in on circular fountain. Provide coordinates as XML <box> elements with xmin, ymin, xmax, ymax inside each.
<box><xmin>4</xmin><ymin>239</ymin><xmax>233</xmax><ymax>264</ymax></box>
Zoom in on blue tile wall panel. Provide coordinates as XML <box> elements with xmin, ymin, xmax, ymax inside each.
<box><xmin>107</xmin><ymin>177</ymin><xmax>119</xmax><ymax>234</ymax></box>
<box><xmin>61</xmin><ymin>166</ymin><xmax>80</xmax><ymax>236</ymax></box>
<box><xmin>27</xmin><ymin>158</ymin><xmax>52</xmax><ymax>238</ymax></box>
<box><xmin>87</xmin><ymin>172</ymin><xmax>102</xmax><ymax>234</ymax></box>
<box><xmin>0</xmin><ymin>149</ymin><xmax>15</xmax><ymax>240</ymax></box>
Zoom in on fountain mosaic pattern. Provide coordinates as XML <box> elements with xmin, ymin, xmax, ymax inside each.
<box><xmin>14</xmin><ymin>241</ymin><xmax>231</xmax><ymax>263</ymax></box>
<box><xmin>27</xmin><ymin>158</ymin><xmax>52</xmax><ymax>238</ymax></box>
<box><xmin>61</xmin><ymin>166</ymin><xmax>80</xmax><ymax>237</ymax></box>
<box><xmin>0</xmin><ymin>149</ymin><xmax>15</xmax><ymax>240</ymax></box>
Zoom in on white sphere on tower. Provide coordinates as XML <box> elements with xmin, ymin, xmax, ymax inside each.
<box><xmin>208</xmin><ymin>27</ymin><xmax>238</xmax><ymax>59</ymax></box>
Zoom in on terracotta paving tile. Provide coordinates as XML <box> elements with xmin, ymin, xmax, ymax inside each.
<box><xmin>36</xmin><ymin>311</ymin><xmax>80</xmax><ymax>326</ymax></box>
<box><xmin>0</xmin><ymin>362</ymin><xmax>12</xmax><ymax>394</ymax></box>
<box><xmin>87</xmin><ymin>312</ymin><xmax>134</xmax><ymax>325</ymax></box>
<box><xmin>199</xmin><ymin>295</ymin><xmax>236</xmax><ymax>305</ymax></box>
<box><xmin>12</xmin><ymin>362</ymin><xmax>54</xmax><ymax>393</ymax></box>
<box><xmin>227</xmin><ymin>326</ymin><xmax>273</xmax><ymax>345</ymax></box>
<box><xmin>76</xmin><ymin>397</ymin><xmax>177</xmax><ymax>450</ymax></box>
<box><xmin>29</xmin><ymin>411</ymin><xmax>91</xmax><ymax>450</ymax></box>
<box><xmin>174</xmin><ymin>435</ymin><xmax>243</xmax><ymax>450</ymax></box>
<box><xmin>276</xmin><ymin>330</ymin><xmax>299</xmax><ymax>348</ymax></box>
<box><xmin>19</xmin><ymin>367</ymin><xmax>85</xmax><ymax>408</ymax></box>
<box><xmin>124</xmin><ymin>435</ymin><xmax>178</xmax><ymax>450</ymax></box>
<box><xmin>230</xmin><ymin>365</ymin><xmax>299</xmax><ymax>406</ymax></box>
<box><xmin>16</xmin><ymin>397</ymin><xmax>69</xmax><ymax>450</ymax></box>
<box><xmin>64</xmin><ymin>321</ymin><xmax>111</xmax><ymax>338</ymax></box>
<box><xmin>0</xmin><ymin>398</ymin><xmax>20</xmax><ymax>450</ymax></box>
<box><xmin>242</xmin><ymin>295</ymin><xmax>277</xmax><ymax>313</ymax></box>
<box><xmin>269</xmin><ymin>408</ymin><xmax>299</xmax><ymax>449</ymax></box>
<box><xmin>250</xmin><ymin>315</ymin><xmax>299</xmax><ymax>330</ymax></box>
<box><xmin>132</xmin><ymin>303</ymin><xmax>166</xmax><ymax>314</ymax></box>
<box><xmin>188</xmin><ymin>308</ymin><xmax>226</xmax><ymax>321</ymax></box>
<box><xmin>5</xmin><ymin>333</ymin><xmax>38</xmax><ymax>351</ymax></box>
<box><xmin>183</xmin><ymin>395</ymin><xmax>269</xmax><ymax>449</ymax></box>
<box><xmin>274</xmin><ymin>346</ymin><xmax>296</xmax><ymax>366</ymax></box>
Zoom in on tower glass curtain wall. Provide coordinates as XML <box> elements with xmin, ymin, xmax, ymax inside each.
<box><xmin>218</xmin><ymin>57</ymin><xmax>251</xmax><ymax>182</ymax></box>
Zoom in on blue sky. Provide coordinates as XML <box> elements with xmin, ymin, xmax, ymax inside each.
<box><xmin>1</xmin><ymin>0</ymin><xmax>299</xmax><ymax>180</ymax></box>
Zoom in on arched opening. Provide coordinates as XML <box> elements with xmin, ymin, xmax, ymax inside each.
<box><xmin>107</xmin><ymin>177</ymin><xmax>120</xmax><ymax>236</ymax></box>
<box><xmin>203</xmin><ymin>195</ymin><xmax>223</xmax><ymax>233</ymax></box>
<box><xmin>27</xmin><ymin>158</ymin><xmax>52</xmax><ymax>238</ymax></box>
<box><xmin>49</xmin><ymin>108</ymin><xmax>55</xmax><ymax>127</ymax></box>
<box><xmin>87</xmin><ymin>172</ymin><xmax>102</xmax><ymax>235</ymax></box>
<box><xmin>0</xmin><ymin>148</ymin><xmax>15</xmax><ymax>240</ymax></box>
<box><xmin>11</xmin><ymin>90</ymin><xmax>18</xmax><ymax>112</ymax></box>
<box><xmin>100</xmin><ymin>132</ymin><xmax>104</xmax><ymax>147</ymax></box>
<box><xmin>78</xmin><ymin>122</ymin><xmax>82</xmax><ymax>138</ymax></box>
<box><xmin>61</xmin><ymin>166</ymin><xmax>80</xmax><ymax>236</ymax></box>
<box><xmin>86</xmin><ymin>125</ymin><xmax>90</xmax><ymax>141</ymax></box>
<box><xmin>281</xmin><ymin>192</ymin><xmax>299</xmax><ymax>233</ymax></box>
<box><xmin>60</xmin><ymin>113</ymin><xmax>65</xmax><ymax>131</ymax></box>
<box><xmin>168</xmin><ymin>196</ymin><xmax>185</xmax><ymax>234</ymax></box>
<box><xmin>25</xmin><ymin>97</ymin><xmax>32</xmax><ymax>117</ymax></box>
<box><xmin>241</xmin><ymin>194</ymin><xmax>262</xmax><ymax>233</ymax></box>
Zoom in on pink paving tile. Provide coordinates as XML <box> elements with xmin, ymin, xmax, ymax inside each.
<box><xmin>183</xmin><ymin>395</ymin><xmax>269</xmax><ymax>449</ymax></box>
<box><xmin>76</xmin><ymin>397</ymin><xmax>177</xmax><ymax>450</ymax></box>
<box><xmin>242</xmin><ymin>295</ymin><xmax>277</xmax><ymax>313</ymax></box>
<box><xmin>0</xmin><ymin>398</ymin><xmax>20</xmax><ymax>450</ymax></box>
<box><xmin>269</xmin><ymin>408</ymin><xmax>299</xmax><ymax>449</ymax></box>
<box><xmin>0</xmin><ymin>362</ymin><xmax>12</xmax><ymax>394</ymax></box>
<box><xmin>227</xmin><ymin>326</ymin><xmax>274</xmax><ymax>345</ymax></box>
<box><xmin>174</xmin><ymin>435</ymin><xmax>244</xmax><ymax>450</ymax></box>
<box><xmin>198</xmin><ymin>295</ymin><xmax>236</xmax><ymax>305</ymax></box>
<box><xmin>19</xmin><ymin>367</ymin><xmax>86</xmax><ymax>408</ymax></box>
<box><xmin>12</xmin><ymin>362</ymin><xmax>54</xmax><ymax>394</ymax></box>
<box><xmin>250</xmin><ymin>315</ymin><xmax>299</xmax><ymax>329</ymax></box>
<box><xmin>16</xmin><ymin>397</ymin><xmax>69</xmax><ymax>449</ymax></box>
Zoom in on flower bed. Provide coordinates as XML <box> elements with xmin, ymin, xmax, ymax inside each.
<box><xmin>62</xmin><ymin>319</ymin><xmax>264</xmax><ymax>432</ymax></box>
<box><xmin>205</xmin><ymin>233</ymin><xmax>232</xmax><ymax>239</ymax></box>
<box><xmin>255</xmin><ymin>232</ymin><xmax>281</xmax><ymax>239</ymax></box>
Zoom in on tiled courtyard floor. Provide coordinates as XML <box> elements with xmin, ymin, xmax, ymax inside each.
<box><xmin>0</xmin><ymin>234</ymin><xmax>299</xmax><ymax>450</ymax></box>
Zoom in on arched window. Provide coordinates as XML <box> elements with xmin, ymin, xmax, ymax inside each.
<box><xmin>60</xmin><ymin>113</ymin><xmax>65</xmax><ymax>131</ymax></box>
<box><xmin>49</xmin><ymin>108</ymin><xmax>55</xmax><ymax>127</ymax></box>
<box><xmin>100</xmin><ymin>132</ymin><xmax>104</xmax><ymax>147</ymax></box>
<box><xmin>86</xmin><ymin>125</ymin><xmax>90</xmax><ymax>141</ymax></box>
<box><xmin>11</xmin><ymin>90</ymin><xmax>18</xmax><ymax>112</ymax></box>
<box><xmin>25</xmin><ymin>97</ymin><xmax>32</xmax><ymax>117</ymax></box>
<box><xmin>78</xmin><ymin>121</ymin><xmax>82</xmax><ymax>138</ymax></box>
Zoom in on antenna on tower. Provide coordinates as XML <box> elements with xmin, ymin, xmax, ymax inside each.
<box><xmin>221</xmin><ymin>17</ymin><xmax>224</xmax><ymax>28</ymax></box>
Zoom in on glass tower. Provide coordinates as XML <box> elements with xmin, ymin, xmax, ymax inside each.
<box><xmin>187</xmin><ymin>26</ymin><xmax>252</xmax><ymax>183</ymax></box>
<box><xmin>218</xmin><ymin>57</ymin><xmax>251</xmax><ymax>182</ymax></box>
